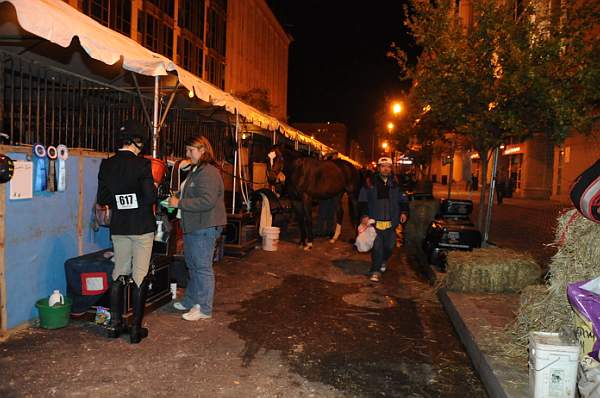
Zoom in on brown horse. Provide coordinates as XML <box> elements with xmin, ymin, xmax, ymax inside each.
<box><xmin>266</xmin><ymin>146</ymin><xmax>361</xmax><ymax>249</ymax></box>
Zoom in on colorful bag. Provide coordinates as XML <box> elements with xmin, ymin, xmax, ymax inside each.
<box><xmin>570</xmin><ymin>158</ymin><xmax>600</xmax><ymax>223</ymax></box>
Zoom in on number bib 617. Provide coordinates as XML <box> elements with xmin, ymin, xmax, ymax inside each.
<box><xmin>115</xmin><ymin>193</ymin><xmax>139</xmax><ymax>210</ymax></box>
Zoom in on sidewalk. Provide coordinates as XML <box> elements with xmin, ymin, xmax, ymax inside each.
<box><xmin>438</xmin><ymin>289</ymin><xmax>529</xmax><ymax>398</ymax></box>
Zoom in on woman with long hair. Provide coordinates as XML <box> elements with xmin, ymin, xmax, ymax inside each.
<box><xmin>168</xmin><ymin>136</ymin><xmax>226</xmax><ymax>321</ymax></box>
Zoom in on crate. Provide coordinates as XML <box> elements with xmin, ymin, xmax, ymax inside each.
<box><xmin>223</xmin><ymin>213</ymin><xmax>257</xmax><ymax>257</ymax></box>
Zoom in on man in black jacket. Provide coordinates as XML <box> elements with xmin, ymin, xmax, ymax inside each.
<box><xmin>97</xmin><ymin>120</ymin><xmax>156</xmax><ymax>344</ymax></box>
<box><xmin>358</xmin><ymin>157</ymin><xmax>409</xmax><ymax>282</ymax></box>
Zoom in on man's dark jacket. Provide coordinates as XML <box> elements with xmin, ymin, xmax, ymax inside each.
<box><xmin>97</xmin><ymin>150</ymin><xmax>156</xmax><ymax>235</ymax></box>
<box><xmin>358</xmin><ymin>173</ymin><xmax>409</xmax><ymax>229</ymax></box>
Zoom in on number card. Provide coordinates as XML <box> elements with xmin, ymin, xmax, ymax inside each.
<box><xmin>115</xmin><ymin>193</ymin><xmax>138</xmax><ymax>210</ymax></box>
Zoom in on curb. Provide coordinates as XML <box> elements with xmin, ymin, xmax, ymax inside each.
<box><xmin>437</xmin><ymin>288</ymin><xmax>510</xmax><ymax>398</ymax></box>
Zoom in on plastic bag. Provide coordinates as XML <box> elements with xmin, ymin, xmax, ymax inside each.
<box><xmin>94</xmin><ymin>306</ymin><xmax>111</xmax><ymax>326</ymax></box>
<box><xmin>355</xmin><ymin>220</ymin><xmax>377</xmax><ymax>252</ymax></box>
<box><xmin>568</xmin><ymin>279</ymin><xmax>600</xmax><ymax>357</ymax></box>
<box><xmin>579</xmin><ymin>356</ymin><xmax>600</xmax><ymax>398</ymax></box>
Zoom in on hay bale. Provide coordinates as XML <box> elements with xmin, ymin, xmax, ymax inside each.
<box><xmin>509</xmin><ymin>208</ymin><xmax>600</xmax><ymax>350</ymax></box>
<box><xmin>445</xmin><ymin>248</ymin><xmax>541</xmax><ymax>293</ymax></box>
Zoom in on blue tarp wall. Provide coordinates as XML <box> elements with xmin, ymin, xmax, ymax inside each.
<box><xmin>4</xmin><ymin>152</ymin><xmax>111</xmax><ymax>329</ymax></box>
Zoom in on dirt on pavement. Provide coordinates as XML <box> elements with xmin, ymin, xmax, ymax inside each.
<box><xmin>0</xmin><ymin>232</ymin><xmax>485</xmax><ymax>397</ymax></box>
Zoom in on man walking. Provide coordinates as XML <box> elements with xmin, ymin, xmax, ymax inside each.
<box><xmin>358</xmin><ymin>157</ymin><xmax>409</xmax><ymax>282</ymax></box>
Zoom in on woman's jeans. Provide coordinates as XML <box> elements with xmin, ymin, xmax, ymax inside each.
<box><xmin>181</xmin><ymin>226</ymin><xmax>222</xmax><ymax>315</ymax></box>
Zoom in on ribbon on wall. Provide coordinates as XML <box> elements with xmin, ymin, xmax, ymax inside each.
<box><xmin>56</xmin><ymin>144</ymin><xmax>68</xmax><ymax>192</ymax></box>
<box><xmin>33</xmin><ymin>143</ymin><xmax>47</xmax><ymax>192</ymax></box>
<box><xmin>46</xmin><ymin>146</ymin><xmax>57</xmax><ymax>192</ymax></box>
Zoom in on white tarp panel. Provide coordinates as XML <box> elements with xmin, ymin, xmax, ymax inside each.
<box><xmin>2</xmin><ymin>0</ymin><xmax>361</xmax><ymax>167</ymax></box>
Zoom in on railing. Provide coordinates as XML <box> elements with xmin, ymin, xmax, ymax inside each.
<box><xmin>0</xmin><ymin>51</ymin><xmax>228</xmax><ymax>160</ymax></box>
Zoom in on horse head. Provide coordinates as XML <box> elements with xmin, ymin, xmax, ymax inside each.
<box><xmin>266</xmin><ymin>146</ymin><xmax>286</xmax><ymax>186</ymax></box>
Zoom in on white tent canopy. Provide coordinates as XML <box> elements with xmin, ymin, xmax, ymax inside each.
<box><xmin>1</xmin><ymin>0</ymin><xmax>361</xmax><ymax>167</ymax></box>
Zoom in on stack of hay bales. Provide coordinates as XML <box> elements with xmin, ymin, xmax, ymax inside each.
<box><xmin>444</xmin><ymin>248</ymin><xmax>541</xmax><ymax>293</ymax></box>
<box><xmin>511</xmin><ymin>209</ymin><xmax>600</xmax><ymax>348</ymax></box>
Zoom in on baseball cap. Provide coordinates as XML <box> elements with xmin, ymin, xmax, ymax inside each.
<box><xmin>377</xmin><ymin>157</ymin><xmax>393</xmax><ymax>166</ymax></box>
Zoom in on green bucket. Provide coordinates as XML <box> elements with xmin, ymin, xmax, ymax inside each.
<box><xmin>35</xmin><ymin>297</ymin><xmax>72</xmax><ymax>329</ymax></box>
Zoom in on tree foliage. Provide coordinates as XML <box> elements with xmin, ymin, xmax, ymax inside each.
<box><xmin>391</xmin><ymin>0</ymin><xmax>600</xmax><ymax>227</ymax></box>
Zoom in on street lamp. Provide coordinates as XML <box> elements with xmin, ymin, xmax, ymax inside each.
<box><xmin>392</xmin><ymin>102</ymin><xmax>403</xmax><ymax>115</ymax></box>
<box><xmin>387</xmin><ymin>122</ymin><xmax>395</xmax><ymax>133</ymax></box>
<box><xmin>382</xmin><ymin>141</ymin><xmax>389</xmax><ymax>151</ymax></box>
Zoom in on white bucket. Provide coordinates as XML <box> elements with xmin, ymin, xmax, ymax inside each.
<box><xmin>262</xmin><ymin>226</ymin><xmax>280</xmax><ymax>251</ymax></box>
<box><xmin>529</xmin><ymin>332</ymin><xmax>579</xmax><ymax>398</ymax></box>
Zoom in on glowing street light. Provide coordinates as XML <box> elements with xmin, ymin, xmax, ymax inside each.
<box><xmin>382</xmin><ymin>142</ymin><xmax>389</xmax><ymax>149</ymax></box>
<box><xmin>392</xmin><ymin>102</ymin><xmax>403</xmax><ymax>115</ymax></box>
<box><xmin>387</xmin><ymin>122</ymin><xmax>395</xmax><ymax>132</ymax></box>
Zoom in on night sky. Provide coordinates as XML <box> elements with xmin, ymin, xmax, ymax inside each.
<box><xmin>267</xmin><ymin>1</ymin><xmax>415</xmax><ymax>151</ymax></box>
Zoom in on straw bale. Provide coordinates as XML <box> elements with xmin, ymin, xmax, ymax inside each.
<box><xmin>445</xmin><ymin>248</ymin><xmax>541</xmax><ymax>293</ymax></box>
<box><xmin>510</xmin><ymin>208</ymin><xmax>600</xmax><ymax>351</ymax></box>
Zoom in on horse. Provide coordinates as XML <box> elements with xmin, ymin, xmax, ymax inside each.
<box><xmin>266</xmin><ymin>146</ymin><xmax>361</xmax><ymax>250</ymax></box>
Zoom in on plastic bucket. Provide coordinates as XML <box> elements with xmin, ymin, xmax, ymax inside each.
<box><xmin>35</xmin><ymin>297</ymin><xmax>72</xmax><ymax>329</ymax></box>
<box><xmin>262</xmin><ymin>226</ymin><xmax>280</xmax><ymax>251</ymax></box>
<box><xmin>529</xmin><ymin>332</ymin><xmax>579</xmax><ymax>398</ymax></box>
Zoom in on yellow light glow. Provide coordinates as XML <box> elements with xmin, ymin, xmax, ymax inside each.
<box><xmin>387</xmin><ymin>122</ymin><xmax>394</xmax><ymax>131</ymax></box>
<box><xmin>392</xmin><ymin>103</ymin><xmax>402</xmax><ymax>115</ymax></box>
<box><xmin>423</xmin><ymin>104</ymin><xmax>431</xmax><ymax>113</ymax></box>
<box><xmin>188</xmin><ymin>90</ymin><xmax>194</xmax><ymax>98</ymax></box>
<box><xmin>242</xmin><ymin>133</ymin><xmax>248</xmax><ymax>140</ymax></box>
<box><xmin>382</xmin><ymin>142</ymin><xmax>389</xmax><ymax>149</ymax></box>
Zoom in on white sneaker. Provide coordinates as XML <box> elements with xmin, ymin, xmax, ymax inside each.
<box><xmin>173</xmin><ymin>301</ymin><xmax>188</xmax><ymax>311</ymax></box>
<box><xmin>182</xmin><ymin>305</ymin><xmax>212</xmax><ymax>321</ymax></box>
<box><xmin>380</xmin><ymin>263</ymin><xmax>387</xmax><ymax>273</ymax></box>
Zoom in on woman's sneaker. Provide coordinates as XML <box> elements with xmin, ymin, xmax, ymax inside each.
<box><xmin>182</xmin><ymin>305</ymin><xmax>212</xmax><ymax>321</ymax></box>
<box><xmin>173</xmin><ymin>301</ymin><xmax>189</xmax><ymax>311</ymax></box>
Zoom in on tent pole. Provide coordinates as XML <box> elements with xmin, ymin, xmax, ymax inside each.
<box><xmin>152</xmin><ymin>76</ymin><xmax>159</xmax><ymax>158</ymax></box>
<box><xmin>232</xmin><ymin>110</ymin><xmax>239</xmax><ymax>214</ymax></box>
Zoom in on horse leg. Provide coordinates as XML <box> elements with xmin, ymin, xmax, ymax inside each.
<box><xmin>330</xmin><ymin>194</ymin><xmax>343</xmax><ymax>243</ymax></box>
<box><xmin>293</xmin><ymin>199</ymin><xmax>306</xmax><ymax>247</ymax></box>
<box><xmin>303</xmin><ymin>194</ymin><xmax>313</xmax><ymax>250</ymax></box>
<box><xmin>347</xmin><ymin>193</ymin><xmax>360</xmax><ymax>244</ymax></box>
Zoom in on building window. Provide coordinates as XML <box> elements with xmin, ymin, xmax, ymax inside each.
<box><xmin>206</xmin><ymin>5</ymin><xmax>227</xmax><ymax>57</ymax></box>
<box><xmin>81</xmin><ymin>0</ymin><xmax>131</xmax><ymax>36</ymax></box>
<box><xmin>145</xmin><ymin>0</ymin><xmax>174</xmax><ymax>18</ymax></box>
<box><xmin>178</xmin><ymin>35</ymin><xmax>203</xmax><ymax>77</ymax></box>
<box><xmin>205</xmin><ymin>54</ymin><xmax>225</xmax><ymax>89</ymax></box>
<box><xmin>138</xmin><ymin>9</ymin><xmax>174</xmax><ymax>58</ymax></box>
<box><xmin>178</xmin><ymin>0</ymin><xmax>205</xmax><ymax>40</ymax></box>
<box><xmin>211</xmin><ymin>0</ymin><xmax>227</xmax><ymax>12</ymax></box>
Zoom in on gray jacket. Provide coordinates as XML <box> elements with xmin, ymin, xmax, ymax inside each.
<box><xmin>179</xmin><ymin>163</ymin><xmax>227</xmax><ymax>233</ymax></box>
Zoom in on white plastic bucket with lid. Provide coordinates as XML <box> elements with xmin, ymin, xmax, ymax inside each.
<box><xmin>529</xmin><ymin>332</ymin><xmax>579</xmax><ymax>398</ymax></box>
<box><xmin>262</xmin><ymin>227</ymin><xmax>280</xmax><ymax>251</ymax></box>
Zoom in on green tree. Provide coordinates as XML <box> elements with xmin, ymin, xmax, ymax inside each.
<box><xmin>392</xmin><ymin>0</ymin><xmax>600</xmax><ymax>230</ymax></box>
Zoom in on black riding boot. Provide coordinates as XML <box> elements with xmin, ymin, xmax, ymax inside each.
<box><xmin>106</xmin><ymin>275</ymin><xmax>127</xmax><ymax>338</ymax></box>
<box><xmin>129</xmin><ymin>279</ymin><xmax>149</xmax><ymax>344</ymax></box>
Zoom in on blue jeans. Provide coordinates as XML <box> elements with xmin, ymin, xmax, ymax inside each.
<box><xmin>181</xmin><ymin>226</ymin><xmax>222</xmax><ymax>315</ymax></box>
<box><xmin>370</xmin><ymin>227</ymin><xmax>396</xmax><ymax>274</ymax></box>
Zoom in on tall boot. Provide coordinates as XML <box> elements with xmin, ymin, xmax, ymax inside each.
<box><xmin>129</xmin><ymin>278</ymin><xmax>149</xmax><ymax>344</ymax></box>
<box><xmin>106</xmin><ymin>275</ymin><xmax>127</xmax><ymax>338</ymax></box>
